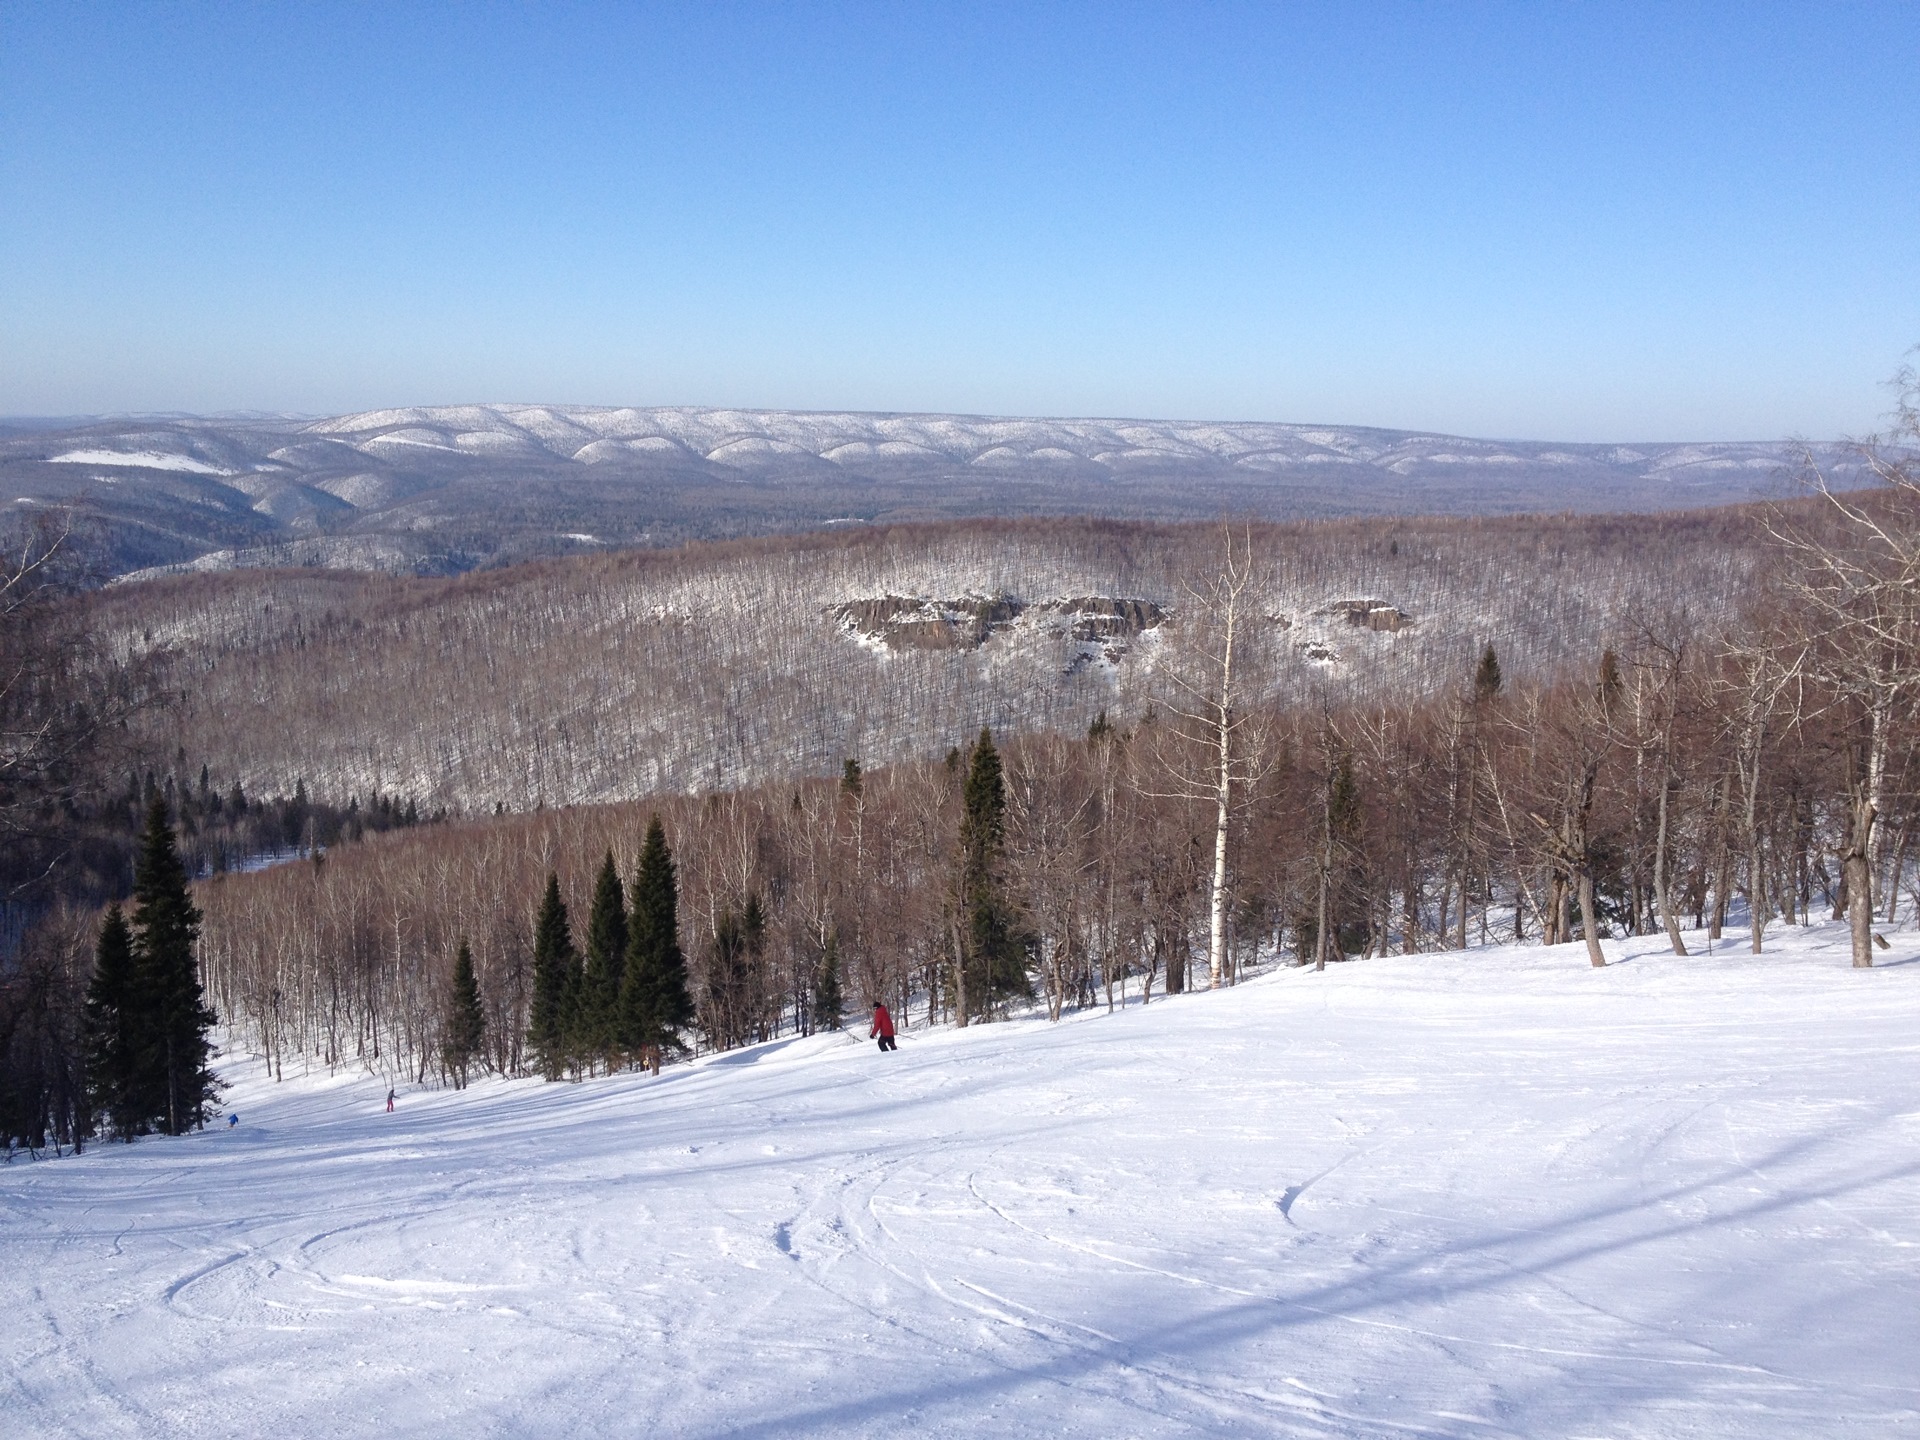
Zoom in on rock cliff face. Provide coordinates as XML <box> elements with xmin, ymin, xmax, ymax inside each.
<box><xmin>831</xmin><ymin>595</ymin><xmax>1168</xmax><ymax>655</ymax></box>
<box><xmin>1325</xmin><ymin>598</ymin><xmax>1414</xmax><ymax>632</ymax></box>
<box><xmin>831</xmin><ymin>595</ymin><xmax>1025</xmax><ymax>651</ymax></box>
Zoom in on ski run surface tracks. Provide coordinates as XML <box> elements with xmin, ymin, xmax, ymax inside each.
<box><xmin>6</xmin><ymin>921</ymin><xmax>1918</xmax><ymax>1439</ymax></box>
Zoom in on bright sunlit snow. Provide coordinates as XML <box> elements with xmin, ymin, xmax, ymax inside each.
<box><xmin>48</xmin><ymin>450</ymin><xmax>233</xmax><ymax>475</ymax></box>
<box><xmin>6</xmin><ymin>921</ymin><xmax>1917</xmax><ymax>1438</ymax></box>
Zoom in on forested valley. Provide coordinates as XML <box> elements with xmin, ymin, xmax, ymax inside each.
<box><xmin>3</xmin><ymin>437</ymin><xmax>1917</xmax><ymax>1152</ymax></box>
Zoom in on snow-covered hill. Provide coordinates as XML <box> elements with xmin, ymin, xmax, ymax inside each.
<box><xmin>7</xmin><ymin>920</ymin><xmax>1916</xmax><ymax>1438</ymax></box>
<box><xmin>0</xmin><ymin>404</ymin><xmax>1856</xmax><ymax>580</ymax></box>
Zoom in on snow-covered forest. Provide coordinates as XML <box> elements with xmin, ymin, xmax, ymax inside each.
<box><xmin>88</xmin><ymin>508</ymin><xmax>1756</xmax><ymax>807</ymax></box>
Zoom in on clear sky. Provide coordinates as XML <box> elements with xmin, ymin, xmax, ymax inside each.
<box><xmin>3</xmin><ymin>2</ymin><xmax>1916</xmax><ymax>440</ymax></box>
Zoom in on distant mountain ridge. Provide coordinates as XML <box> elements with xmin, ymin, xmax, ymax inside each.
<box><xmin>0</xmin><ymin>403</ymin><xmax>1852</xmax><ymax>581</ymax></box>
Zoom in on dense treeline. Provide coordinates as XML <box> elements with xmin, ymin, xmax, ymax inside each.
<box><xmin>181</xmin><ymin>590</ymin><xmax>1913</xmax><ymax>1094</ymax></box>
<box><xmin>170</xmin><ymin>443</ymin><xmax>1918</xmax><ymax>1089</ymax></box>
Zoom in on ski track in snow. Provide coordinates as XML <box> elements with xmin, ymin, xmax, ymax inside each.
<box><xmin>6</xmin><ymin>922</ymin><xmax>1920</xmax><ymax>1438</ymax></box>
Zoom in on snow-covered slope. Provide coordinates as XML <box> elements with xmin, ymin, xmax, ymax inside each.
<box><xmin>1</xmin><ymin>405</ymin><xmax>1858</xmax><ymax>580</ymax></box>
<box><xmin>7</xmin><ymin>920</ymin><xmax>1916</xmax><ymax>1437</ymax></box>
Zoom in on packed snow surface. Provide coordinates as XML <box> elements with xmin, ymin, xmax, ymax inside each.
<box><xmin>6</xmin><ymin>922</ymin><xmax>1918</xmax><ymax>1438</ymax></box>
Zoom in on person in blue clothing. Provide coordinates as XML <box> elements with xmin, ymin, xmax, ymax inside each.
<box><xmin>228</xmin><ymin>1114</ymin><xmax>239</xmax><ymax>1127</ymax></box>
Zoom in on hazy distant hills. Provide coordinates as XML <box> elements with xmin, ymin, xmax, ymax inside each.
<box><xmin>0</xmin><ymin>404</ymin><xmax>1850</xmax><ymax>581</ymax></box>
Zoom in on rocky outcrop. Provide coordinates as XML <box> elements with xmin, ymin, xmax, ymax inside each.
<box><xmin>1046</xmin><ymin>596</ymin><xmax>1168</xmax><ymax>643</ymax></box>
<box><xmin>831</xmin><ymin>594</ymin><xmax>1168</xmax><ymax>655</ymax></box>
<box><xmin>832</xmin><ymin>595</ymin><xmax>1025</xmax><ymax>651</ymax></box>
<box><xmin>1325</xmin><ymin>598</ymin><xmax>1413</xmax><ymax>632</ymax></box>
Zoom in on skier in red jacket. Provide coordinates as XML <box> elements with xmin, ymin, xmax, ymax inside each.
<box><xmin>869</xmin><ymin>1001</ymin><xmax>897</xmax><ymax>1053</ymax></box>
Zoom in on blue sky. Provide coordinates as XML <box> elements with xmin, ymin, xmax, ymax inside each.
<box><xmin>3</xmin><ymin>2</ymin><xmax>1916</xmax><ymax>439</ymax></box>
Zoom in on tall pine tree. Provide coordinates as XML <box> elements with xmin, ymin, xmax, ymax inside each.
<box><xmin>619</xmin><ymin>816</ymin><xmax>693</xmax><ymax>1074</ymax></box>
<box><xmin>1474</xmin><ymin>643</ymin><xmax>1503</xmax><ymax>703</ymax></box>
<box><xmin>581</xmin><ymin>850</ymin><xmax>628</xmax><ymax>1068</ymax></box>
<box><xmin>83</xmin><ymin>904</ymin><xmax>140</xmax><ymax>1140</ymax></box>
<box><xmin>527</xmin><ymin>873</ymin><xmax>580</xmax><ymax>1081</ymax></box>
<box><xmin>958</xmin><ymin>728</ymin><xmax>1030</xmax><ymax>1022</ymax></box>
<box><xmin>442</xmin><ymin>940</ymin><xmax>486</xmax><ymax>1089</ymax></box>
<box><xmin>129</xmin><ymin>796</ymin><xmax>218</xmax><ymax>1134</ymax></box>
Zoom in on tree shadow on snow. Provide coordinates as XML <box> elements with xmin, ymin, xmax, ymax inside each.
<box><xmin>695</xmin><ymin>1127</ymin><xmax>1920</xmax><ymax>1438</ymax></box>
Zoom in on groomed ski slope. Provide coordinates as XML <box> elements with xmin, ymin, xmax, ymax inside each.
<box><xmin>6</xmin><ymin>922</ymin><xmax>1918</xmax><ymax>1438</ymax></box>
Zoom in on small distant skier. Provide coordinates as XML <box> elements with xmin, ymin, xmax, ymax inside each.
<box><xmin>228</xmin><ymin>1113</ymin><xmax>239</xmax><ymax>1128</ymax></box>
<box><xmin>386</xmin><ymin>1088</ymin><xmax>396</xmax><ymax>1113</ymax></box>
<box><xmin>870</xmin><ymin>1001</ymin><xmax>897</xmax><ymax>1053</ymax></box>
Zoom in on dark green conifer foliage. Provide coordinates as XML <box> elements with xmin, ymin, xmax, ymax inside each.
<box><xmin>1327</xmin><ymin>751</ymin><xmax>1368</xmax><ymax>956</ymax></box>
<box><xmin>812</xmin><ymin>930</ymin><xmax>844</xmax><ymax>1032</ymax></box>
<box><xmin>704</xmin><ymin>893</ymin><xmax>769</xmax><ymax>1051</ymax></box>
<box><xmin>83</xmin><ymin>905</ymin><xmax>140</xmax><ymax>1139</ymax></box>
<box><xmin>129</xmin><ymin>797</ymin><xmax>218</xmax><ymax>1134</ymax></box>
<box><xmin>958</xmin><ymin>729</ymin><xmax>1030</xmax><ymax>1020</ymax></box>
<box><xmin>705</xmin><ymin>907</ymin><xmax>746</xmax><ymax>1049</ymax></box>
<box><xmin>527</xmin><ymin>873</ymin><xmax>580</xmax><ymax>1080</ymax></box>
<box><xmin>620</xmin><ymin>816</ymin><xmax>693</xmax><ymax>1070</ymax></box>
<box><xmin>1474</xmin><ymin>643</ymin><xmax>1503</xmax><ymax>703</ymax></box>
<box><xmin>581</xmin><ymin>850</ymin><xmax>628</xmax><ymax>1065</ymax></box>
<box><xmin>443</xmin><ymin>940</ymin><xmax>486</xmax><ymax>1089</ymax></box>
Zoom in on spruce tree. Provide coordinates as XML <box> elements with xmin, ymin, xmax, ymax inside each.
<box><xmin>129</xmin><ymin>796</ymin><xmax>218</xmax><ymax>1134</ymax></box>
<box><xmin>812</xmin><ymin>930</ymin><xmax>844</xmax><ymax>1032</ymax></box>
<box><xmin>83</xmin><ymin>905</ymin><xmax>140</xmax><ymax>1140</ymax></box>
<box><xmin>1473</xmin><ymin>643</ymin><xmax>1503</xmax><ymax>703</ymax></box>
<box><xmin>958</xmin><ymin>728</ymin><xmax>1030</xmax><ymax>1020</ymax></box>
<box><xmin>443</xmin><ymin>940</ymin><xmax>486</xmax><ymax>1089</ymax></box>
<box><xmin>527</xmin><ymin>873</ymin><xmax>580</xmax><ymax>1080</ymax></box>
<box><xmin>619</xmin><ymin>816</ymin><xmax>693</xmax><ymax>1073</ymax></box>
<box><xmin>704</xmin><ymin>906</ymin><xmax>746</xmax><ymax>1051</ymax></box>
<box><xmin>581</xmin><ymin>850</ymin><xmax>628</xmax><ymax>1066</ymax></box>
<box><xmin>1327</xmin><ymin>750</ymin><xmax>1367</xmax><ymax>957</ymax></box>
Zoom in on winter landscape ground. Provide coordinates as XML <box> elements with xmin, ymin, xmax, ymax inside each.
<box><xmin>6</xmin><ymin>919</ymin><xmax>1916</xmax><ymax>1439</ymax></box>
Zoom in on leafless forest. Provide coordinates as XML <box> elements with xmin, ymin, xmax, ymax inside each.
<box><xmin>7</xmin><ymin>450</ymin><xmax>1917</xmax><ymax>1131</ymax></box>
<box><xmin>135</xmin><ymin>463</ymin><xmax>1920</xmax><ymax>1091</ymax></box>
<box><xmin>91</xmin><ymin>509</ymin><xmax>1763</xmax><ymax>809</ymax></box>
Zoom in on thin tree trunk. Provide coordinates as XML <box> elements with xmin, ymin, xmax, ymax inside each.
<box><xmin>1577</xmin><ymin>868</ymin><xmax>1607</xmax><ymax>967</ymax></box>
<box><xmin>1887</xmin><ymin>819</ymin><xmax>1913</xmax><ymax>925</ymax></box>
<box><xmin>1654</xmin><ymin>771</ymin><xmax>1688</xmax><ymax>954</ymax></box>
<box><xmin>1845</xmin><ymin>793</ymin><xmax>1877</xmax><ymax>969</ymax></box>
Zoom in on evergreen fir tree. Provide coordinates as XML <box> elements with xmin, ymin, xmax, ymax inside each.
<box><xmin>958</xmin><ymin>728</ymin><xmax>1030</xmax><ymax>1020</ymax></box>
<box><xmin>581</xmin><ymin>850</ymin><xmax>628</xmax><ymax>1066</ymax></box>
<box><xmin>1327</xmin><ymin>750</ymin><xmax>1368</xmax><ymax>956</ymax></box>
<box><xmin>812</xmin><ymin>929</ymin><xmax>844</xmax><ymax>1032</ymax></box>
<box><xmin>129</xmin><ymin>796</ymin><xmax>218</xmax><ymax>1134</ymax></box>
<box><xmin>527</xmin><ymin>872</ymin><xmax>580</xmax><ymax>1080</ymax></box>
<box><xmin>1473</xmin><ymin>643</ymin><xmax>1503</xmax><ymax>703</ymax></box>
<box><xmin>83</xmin><ymin>905</ymin><xmax>140</xmax><ymax>1140</ymax></box>
<box><xmin>442</xmin><ymin>940</ymin><xmax>486</xmax><ymax>1089</ymax></box>
<box><xmin>705</xmin><ymin>906</ymin><xmax>746</xmax><ymax>1050</ymax></box>
<box><xmin>619</xmin><ymin>816</ymin><xmax>693</xmax><ymax>1072</ymax></box>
